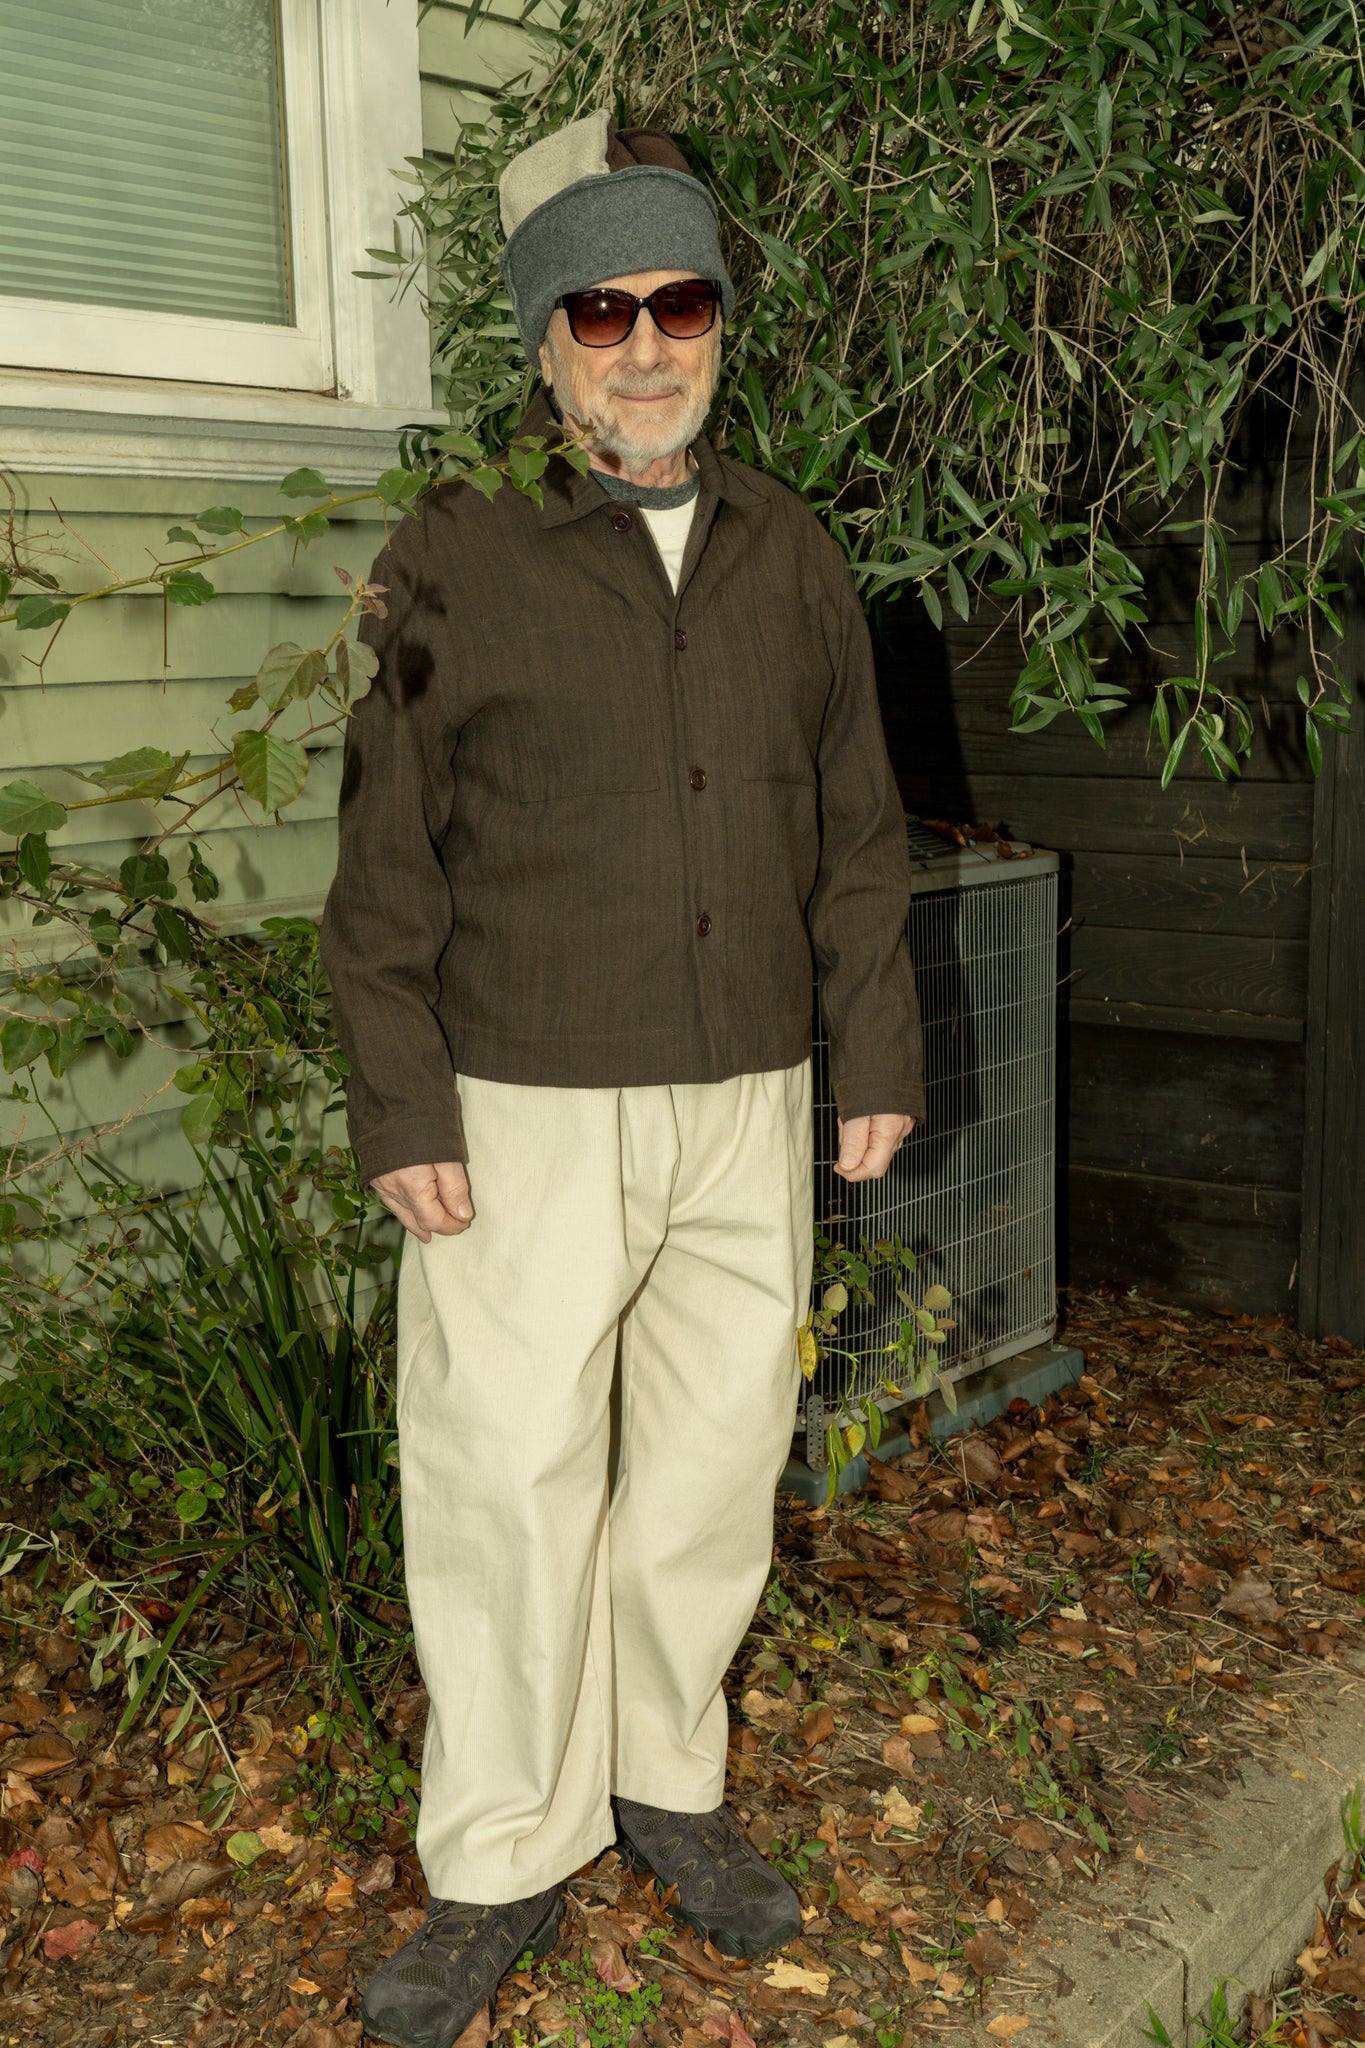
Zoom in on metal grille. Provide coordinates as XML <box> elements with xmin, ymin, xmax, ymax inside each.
<box><xmin>802</xmin><ymin>836</ymin><xmax>1059</xmax><ymax>1465</ymax></box>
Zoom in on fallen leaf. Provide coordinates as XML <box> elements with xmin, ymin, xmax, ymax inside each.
<box><xmin>1010</xmin><ymin>1819</ymin><xmax>1051</xmax><ymax>1854</ymax></box>
<box><xmin>1220</xmin><ymin>1571</ymin><xmax>1284</xmax><ymax>1624</ymax></box>
<box><xmin>226</xmin><ymin>1830</ymin><xmax>266</xmax><ymax>1868</ymax></box>
<box><xmin>256</xmin><ymin>1821</ymin><xmax>301</xmax><ymax>1854</ymax></box>
<box><xmin>939</xmin><ymin>1969</ymin><xmax>967</xmax><ymax>1995</ymax></box>
<box><xmin>701</xmin><ymin>2014</ymin><xmax>758</xmax><ymax>2048</ymax></box>
<box><xmin>1124</xmin><ymin>1787</ymin><xmax>1159</xmax><ymax>1822</ymax></box>
<box><xmin>952</xmin><ymin>1438</ymin><xmax>1003</xmax><ymax>1488</ymax></box>
<box><xmin>591</xmin><ymin>1939</ymin><xmax>638</xmax><ymax>1993</ymax></box>
<box><xmin>15</xmin><ymin>1733</ymin><xmax>77</xmax><ymax>1778</ymax></box>
<box><xmin>322</xmin><ymin>1871</ymin><xmax>356</xmax><ymax>1913</ymax></box>
<box><xmin>357</xmin><ymin>1851</ymin><xmax>396</xmax><ymax>1896</ymax></box>
<box><xmin>964</xmin><ymin>1928</ymin><xmax>1010</xmax><ymax>1976</ymax></box>
<box><xmin>287</xmin><ymin>1975</ymin><xmax>324</xmax><ymax>1996</ymax></box>
<box><xmin>144</xmin><ymin>1857</ymin><xmax>236</xmax><ymax>1912</ymax></box>
<box><xmin>142</xmin><ymin>1820</ymin><xmax>217</xmax><ymax>1870</ymax></box>
<box><xmin>882</xmin><ymin>1786</ymin><xmax>922</xmax><ymax>1830</ymax></box>
<box><xmin>1071</xmin><ymin>1692</ymin><xmax>1106</xmax><ymax>1714</ymax></box>
<box><xmin>904</xmin><ymin>1955</ymin><xmax>939</xmax><ymax>1984</ymax></box>
<box><xmin>85</xmin><ymin>1815</ymin><xmax>124</xmax><ymax>1891</ymax></box>
<box><xmin>985</xmin><ymin>1896</ymin><xmax>1008</xmax><ymax>1922</ymax></box>
<box><xmin>899</xmin><ymin>1713</ymin><xmax>941</xmax><ymax>1735</ymax></box>
<box><xmin>799</xmin><ymin>1703</ymin><xmax>837</xmax><ymax>1749</ymax></box>
<box><xmin>764</xmin><ymin>1958</ymin><xmax>830</xmax><ymax>1996</ymax></box>
<box><xmin>42</xmin><ymin>1917</ymin><xmax>100</xmax><ymax>1961</ymax></box>
<box><xmin>833</xmin><ymin>1860</ymin><xmax>877</xmax><ymax>1926</ymax></box>
<box><xmin>987</xmin><ymin>2018</ymin><xmax>1032</xmax><ymax>2039</ymax></box>
<box><xmin>880</xmin><ymin>1735</ymin><xmax>920</xmax><ymax>1776</ymax></box>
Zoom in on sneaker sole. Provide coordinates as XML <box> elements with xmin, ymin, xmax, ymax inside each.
<box><xmin>616</xmin><ymin>1838</ymin><xmax>801</xmax><ymax>1961</ymax></box>
<box><xmin>360</xmin><ymin>1893</ymin><xmax>562</xmax><ymax>2048</ymax></box>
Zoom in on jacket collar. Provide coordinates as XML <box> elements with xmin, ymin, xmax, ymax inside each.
<box><xmin>517</xmin><ymin>384</ymin><xmax>765</xmax><ymax>527</ymax></box>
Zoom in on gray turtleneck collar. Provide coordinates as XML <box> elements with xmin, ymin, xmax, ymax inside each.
<box><xmin>591</xmin><ymin>466</ymin><xmax>701</xmax><ymax>511</ymax></box>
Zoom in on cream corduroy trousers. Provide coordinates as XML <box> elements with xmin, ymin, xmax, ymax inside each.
<box><xmin>395</xmin><ymin>1061</ymin><xmax>814</xmax><ymax>1905</ymax></box>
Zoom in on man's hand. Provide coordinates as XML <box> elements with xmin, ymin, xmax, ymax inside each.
<box><xmin>835</xmin><ymin>1113</ymin><xmax>916</xmax><ymax>1183</ymax></box>
<box><xmin>371</xmin><ymin>1162</ymin><xmax>473</xmax><ymax>1242</ymax></box>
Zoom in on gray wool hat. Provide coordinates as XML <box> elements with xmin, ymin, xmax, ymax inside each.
<box><xmin>498</xmin><ymin>108</ymin><xmax>735</xmax><ymax>358</ymax></box>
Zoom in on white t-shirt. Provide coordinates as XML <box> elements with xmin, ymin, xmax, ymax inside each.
<box><xmin>641</xmin><ymin>496</ymin><xmax>697</xmax><ymax>595</ymax></box>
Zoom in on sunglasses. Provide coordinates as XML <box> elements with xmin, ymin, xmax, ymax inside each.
<box><xmin>554</xmin><ymin>278</ymin><xmax>722</xmax><ymax>348</ymax></box>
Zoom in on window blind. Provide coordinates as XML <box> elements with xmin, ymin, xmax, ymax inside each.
<box><xmin>0</xmin><ymin>0</ymin><xmax>292</xmax><ymax>326</ymax></box>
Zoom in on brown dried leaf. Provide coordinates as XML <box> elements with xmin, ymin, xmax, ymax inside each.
<box><xmin>356</xmin><ymin>1851</ymin><xmax>396</xmax><ymax>1896</ymax></box>
<box><xmin>42</xmin><ymin>1916</ymin><xmax>99</xmax><ymax>1960</ymax></box>
<box><xmin>1220</xmin><ymin>1571</ymin><xmax>1284</xmax><ymax>1624</ymax></box>
<box><xmin>591</xmin><ymin>1938</ymin><xmax>638</xmax><ymax>1993</ymax></box>
<box><xmin>1010</xmin><ymin>1819</ymin><xmax>1051</xmax><ymax>1854</ymax></box>
<box><xmin>880</xmin><ymin>1735</ymin><xmax>920</xmax><ymax>1776</ymax></box>
<box><xmin>952</xmin><ymin>1437</ymin><xmax>1003</xmax><ymax>1489</ymax></box>
<box><xmin>143</xmin><ymin>1856</ymin><xmax>236</xmax><ymax>1911</ymax></box>
<box><xmin>141</xmin><ymin>1820</ymin><xmax>218</xmax><ymax>1870</ymax></box>
<box><xmin>798</xmin><ymin>1703</ymin><xmax>836</xmax><ymax>1750</ymax></box>
<box><xmin>963</xmin><ymin>1928</ymin><xmax>1010</xmax><ymax>1975</ymax></box>
<box><xmin>15</xmin><ymin>1734</ymin><xmax>77</xmax><ymax>1778</ymax></box>
<box><xmin>84</xmin><ymin>1815</ymin><xmax>124</xmax><ymax>1892</ymax></box>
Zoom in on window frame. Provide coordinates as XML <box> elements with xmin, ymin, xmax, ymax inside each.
<box><xmin>0</xmin><ymin>0</ymin><xmax>333</xmax><ymax>391</ymax></box>
<box><xmin>0</xmin><ymin>0</ymin><xmax>438</xmax><ymax>479</ymax></box>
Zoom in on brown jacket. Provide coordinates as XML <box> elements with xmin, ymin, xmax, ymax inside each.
<box><xmin>320</xmin><ymin>392</ymin><xmax>923</xmax><ymax>1184</ymax></box>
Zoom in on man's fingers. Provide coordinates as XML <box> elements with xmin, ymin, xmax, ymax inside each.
<box><xmin>371</xmin><ymin>1162</ymin><xmax>473</xmax><ymax>1240</ymax></box>
<box><xmin>433</xmin><ymin>1161</ymin><xmax>474</xmax><ymax>1226</ymax></box>
<box><xmin>836</xmin><ymin>1115</ymin><xmax>871</xmax><ymax>1176</ymax></box>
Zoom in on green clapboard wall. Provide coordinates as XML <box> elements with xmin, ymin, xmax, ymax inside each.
<box><xmin>0</xmin><ymin>0</ymin><xmax>546</xmax><ymax>1206</ymax></box>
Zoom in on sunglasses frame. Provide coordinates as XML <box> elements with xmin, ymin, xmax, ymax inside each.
<box><xmin>554</xmin><ymin>278</ymin><xmax>722</xmax><ymax>348</ymax></box>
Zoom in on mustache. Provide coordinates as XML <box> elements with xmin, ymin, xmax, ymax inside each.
<box><xmin>602</xmin><ymin>374</ymin><xmax>688</xmax><ymax>398</ymax></box>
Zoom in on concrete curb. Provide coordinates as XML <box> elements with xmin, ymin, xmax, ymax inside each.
<box><xmin>1022</xmin><ymin>1685</ymin><xmax>1365</xmax><ymax>2047</ymax></box>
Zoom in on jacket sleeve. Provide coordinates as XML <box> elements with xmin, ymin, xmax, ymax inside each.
<box><xmin>319</xmin><ymin>520</ymin><xmax>466</xmax><ymax>1183</ymax></box>
<box><xmin>807</xmin><ymin>539</ymin><xmax>926</xmax><ymax>1125</ymax></box>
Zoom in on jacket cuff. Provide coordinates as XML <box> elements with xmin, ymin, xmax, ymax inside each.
<box><xmin>354</xmin><ymin>1111</ymin><xmax>468</xmax><ymax>1187</ymax></box>
<box><xmin>833</xmin><ymin>1073</ymin><xmax>927</xmax><ymax>1127</ymax></box>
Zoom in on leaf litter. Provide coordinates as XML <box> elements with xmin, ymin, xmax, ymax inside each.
<box><xmin>0</xmin><ymin>1288</ymin><xmax>1362</xmax><ymax>2045</ymax></box>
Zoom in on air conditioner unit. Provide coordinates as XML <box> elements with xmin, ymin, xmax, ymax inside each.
<box><xmin>799</xmin><ymin>823</ymin><xmax>1061</xmax><ymax>1472</ymax></box>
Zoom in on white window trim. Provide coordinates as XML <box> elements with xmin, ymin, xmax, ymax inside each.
<box><xmin>0</xmin><ymin>0</ymin><xmax>441</xmax><ymax>483</ymax></box>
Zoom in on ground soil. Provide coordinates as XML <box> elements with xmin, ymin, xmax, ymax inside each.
<box><xmin>3</xmin><ymin>1287</ymin><xmax>1365</xmax><ymax>2048</ymax></box>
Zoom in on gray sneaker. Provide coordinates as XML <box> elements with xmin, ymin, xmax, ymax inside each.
<box><xmin>615</xmin><ymin>1797</ymin><xmax>802</xmax><ymax>1959</ymax></box>
<box><xmin>360</xmin><ymin>1885</ymin><xmax>562</xmax><ymax>2048</ymax></box>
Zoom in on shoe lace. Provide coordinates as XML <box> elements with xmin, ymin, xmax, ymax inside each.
<box><xmin>691</xmin><ymin>1808</ymin><xmax>753</xmax><ymax>1871</ymax></box>
<box><xmin>423</xmin><ymin>1898</ymin><xmax>491</xmax><ymax>1959</ymax></box>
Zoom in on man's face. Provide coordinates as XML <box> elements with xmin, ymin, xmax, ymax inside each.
<box><xmin>538</xmin><ymin>268</ymin><xmax>722</xmax><ymax>469</ymax></box>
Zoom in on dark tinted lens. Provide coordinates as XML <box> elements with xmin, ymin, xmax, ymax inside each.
<box><xmin>563</xmin><ymin>290</ymin><xmax>635</xmax><ymax>346</ymax></box>
<box><xmin>650</xmin><ymin>281</ymin><xmax>718</xmax><ymax>337</ymax></box>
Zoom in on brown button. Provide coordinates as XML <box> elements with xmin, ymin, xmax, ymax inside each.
<box><xmin>689</xmin><ymin>767</ymin><xmax>707</xmax><ymax>792</ymax></box>
<box><xmin>696</xmin><ymin>912</ymin><xmax>713</xmax><ymax>936</ymax></box>
<box><xmin>611</xmin><ymin>510</ymin><xmax>633</xmax><ymax>533</ymax></box>
<box><xmin>674</xmin><ymin>628</ymin><xmax>688</xmax><ymax>651</ymax></box>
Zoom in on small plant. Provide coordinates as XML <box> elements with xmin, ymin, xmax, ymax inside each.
<box><xmin>554</xmin><ymin>1944</ymin><xmax>664</xmax><ymax>2048</ymax></box>
<box><xmin>799</xmin><ymin>1231</ymin><xmax>955</xmax><ymax>1499</ymax></box>
<box><xmin>1141</xmin><ymin>1711</ymin><xmax>1186</xmax><ymax>1775</ymax></box>
<box><xmin>284</xmin><ymin>1709</ymin><xmax>420</xmax><ymax>1844</ymax></box>
<box><xmin>1341</xmin><ymin>1780</ymin><xmax>1363</xmax><ymax>1864</ymax></box>
<box><xmin>769</xmin><ymin>1827</ymin><xmax>828</xmax><ymax>1887</ymax></box>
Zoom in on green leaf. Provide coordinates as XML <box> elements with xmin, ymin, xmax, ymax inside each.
<box><xmin>187</xmin><ymin>842</ymin><xmax>220</xmax><ymax>903</ymax></box>
<box><xmin>81</xmin><ymin>747</ymin><xmax>187</xmax><ymax>801</ymax></box>
<box><xmin>283</xmin><ymin>510</ymin><xmax>330</xmax><ymax>540</ymax></box>
<box><xmin>194</xmin><ymin>505</ymin><xmax>244</xmax><ymax>533</ymax></box>
<box><xmin>822</xmin><ymin>1281</ymin><xmax>848</xmax><ymax>1313</ymax></box>
<box><xmin>0</xmin><ymin>780</ymin><xmax>68</xmax><ymax>836</ymax></box>
<box><xmin>375</xmin><ymin>466</ymin><xmax>429</xmax><ymax>507</ymax></box>
<box><xmin>226</xmin><ymin>1830</ymin><xmax>266</xmax><ymax>1868</ymax></box>
<box><xmin>181</xmin><ymin>1090</ymin><xmax>220</xmax><ymax>1146</ymax></box>
<box><xmin>118</xmin><ymin>851</ymin><xmax>175</xmax><ymax>901</ymax></box>
<box><xmin>16</xmin><ymin>833</ymin><xmax>50</xmax><ymax>890</ymax></box>
<box><xmin>433</xmin><ymin>428</ymin><xmax>485</xmax><ymax>461</ymax></box>
<box><xmin>172</xmin><ymin>1059</ymin><xmax>215</xmax><ymax>1096</ymax></box>
<box><xmin>336</xmin><ymin>639</ymin><xmax>379</xmax><ymax>696</ymax></box>
<box><xmin>88</xmin><ymin>908</ymin><xmax>123</xmax><ymax>954</ymax></box>
<box><xmin>152</xmin><ymin>904</ymin><xmax>195</xmax><ymax>964</ymax></box>
<box><xmin>46</xmin><ymin>1021</ymin><xmax>87</xmax><ymax>1078</ymax></box>
<box><xmin>923</xmin><ymin>1282</ymin><xmax>953</xmax><ymax>1312</ymax></box>
<box><xmin>233</xmin><ymin>729</ymin><xmax>309</xmax><ymax>813</ymax></box>
<box><xmin>463</xmin><ymin>466</ymin><xmax>504</xmax><ymax>503</ymax></box>
<box><xmin>13</xmin><ymin>594</ymin><xmax>70</xmax><ymax>632</ymax></box>
<box><xmin>227</xmin><ymin>681</ymin><xmax>258</xmax><ymax>712</ymax></box>
<box><xmin>164</xmin><ymin>569</ymin><xmax>217</xmax><ymax>606</ymax></box>
<box><xmin>278</xmin><ymin>466</ymin><xmax>331</xmax><ymax>499</ymax></box>
<box><xmin>255</xmin><ymin>642</ymin><xmax>325</xmax><ymax>711</ymax></box>
<box><xmin>165</xmin><ymin>525</ymin><xmax>201</xmax><ymax>548</ymax></box>
<box><xmin>1</xmin><ymin>1018</ymin><xmax>55</xmax><ymax>1072</ymax></box>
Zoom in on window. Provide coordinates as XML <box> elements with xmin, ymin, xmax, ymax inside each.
<box><xmin>0</xmin><ymin>0</ymin><xmax>436</xmax><ymax>476</ymax></box>
<box><xmin>0</xmin><ymin>0</ymin><xmax>334</xmax><ymax>388</ymax></box>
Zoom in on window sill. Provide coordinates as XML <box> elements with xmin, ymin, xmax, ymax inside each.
<box><xmin>0</xmin><ymin>367</ymin><xmax>445</xmax><ymax>485</ymax></box>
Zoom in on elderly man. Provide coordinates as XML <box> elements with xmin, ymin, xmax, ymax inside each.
<box><xmin>321</xmin><ymin>110</ymin><xmax>923</xmax><ymax>2048</ymax></box>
